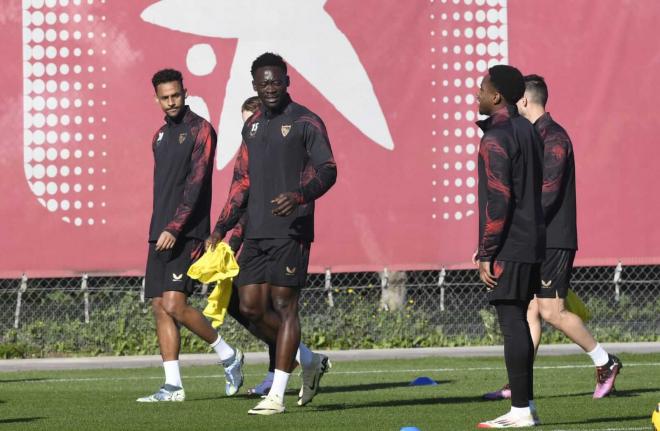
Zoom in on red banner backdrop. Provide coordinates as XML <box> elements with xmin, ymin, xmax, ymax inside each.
<box><xmin>1</xmin><ymin>0</ymin><xmax>659</xmax><ymax>277</ymax></box>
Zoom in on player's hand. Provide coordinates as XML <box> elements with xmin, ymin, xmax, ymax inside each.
<box><xmin>479</xmin><ymin>261</ymin><xmax>498</xmax><ymax>289</ymax></box>
<box><xmin>155</xmin><ymin>231</ymin><xmax>176</xmax><ymax>251</ymax></box>
<box><xmin>471</xmin><ymin>249</ymin><xmax>479</xmax><ymax>266</ymax></box>
<box><xmin>271</xmin><ymin>192</ymin><xmax>300</xmax><ymax>217</ymax></box>
<box><xmin>227</xmin><ymin>236</ymin><xmax>243</xmax><ymax>254</ymax></box>
<box><xmin>205</xmin><ymin>232</ymin><xmax>222</xmax><ymax>251</ymax></box>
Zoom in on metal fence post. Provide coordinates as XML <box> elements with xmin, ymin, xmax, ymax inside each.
<box><xmin>14</xmin><ymin>273</ymin><xmax>28</xmax><ymax>329</ymax></box>
<box><xmin>380</xmin><ymin>267</ymin><xmax>389</xmax><ymax>311</ymax></box>
<box><xmin>613</xmin><ymin>261</ymin><xmax>623</xmax><ymax>302</ymax></box>
<box><xmin>438</xmin><ymin>267</ymin><xmax>447</xmax><ymax>311</ymax></box>
<box><xmin>324</xmin><ymin>268</ymin><xmax>334</xmax><ymax>308</ymax></box>
<box><xmin>81</xmin><ymin>273</ymin><xmax>90</xmax><ymax>324</ymax></box>
<box><xmin>140</xmin><ymin>277</ymin><xmax>146</xmax><ymax>303</ymax></box>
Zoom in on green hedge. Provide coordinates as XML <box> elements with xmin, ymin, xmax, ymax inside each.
<box><xmin>1</xmin><ymin>290</ymin><xmax>657</xmax><ymax>358</ymax></box>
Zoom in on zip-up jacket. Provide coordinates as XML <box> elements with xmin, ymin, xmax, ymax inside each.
<box><xmin>476</xmin><ymin>105</ymin><xmax>546</xmax><ymax>263</ymax></box>
<box><xmin>149</xmin><ymin>106</ymin><xmax>217</xmax><ymax>241</ymax></box>
<box><xmin>213</xmin><ymin>96</ymin><xmax>336</xmax><ymax>241</ymax></box>
<box><xmin>535</xmin><ymin>112</ymin><xmax>578</xmax><ymax>250</ymax></box>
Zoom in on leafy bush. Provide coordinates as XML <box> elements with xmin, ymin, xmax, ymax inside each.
<box><xmin>1</xmin><ymin>289</ymin><xmax>656</xmax><ymax>357</ymax></box>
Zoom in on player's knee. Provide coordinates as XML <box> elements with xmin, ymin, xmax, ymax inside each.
<box><xmin>151</xmin><ymin>298</ymin><xmax>167</xmax><ymax>316</ymax></box>
<box><xmin>239</xmin><ymin>303</ymin><xmax>264</xmax><ymax>322</ymax></box>
<box><xmin>162</xmin><ymin>298</ymin><xmax>185</xmax><ymax>319</ymax></box>
<box><xmin>271</xmin><ymin>296</ymin><xmax>298</xmax><ymax>318</ymax></box>
<box><xmin>539</xmin><ymin>306</ymin><xmax>561</xmax><ymax>326</ymax></box>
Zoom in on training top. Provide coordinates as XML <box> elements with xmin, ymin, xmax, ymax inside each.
<box><xmin>149</xmin><ymin>106</ymin><xmax>217</xmax><ymax>241</ymax></box>
<box><xmin>535</xmin><ymin>112</ymin><xmax>578</xmax><ymax>250</ymax></box>
<box><xmin>476</xmin><ymin>105</ymin><xmax>546</xmax><ymax>263</ymax></box>
<box><xmin>213</xmin><ymin>95</ymin><xmax>337</xmax><ymax>242</ymax></box>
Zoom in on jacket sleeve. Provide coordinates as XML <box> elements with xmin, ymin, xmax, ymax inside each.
<box><xmin>164</xmin><ymin>122</ymin><xmax>216</xmax><ymax>238</ymax></box>
<box><xmin>291</xmin><ymin>115</ymin><xmax>337</xmax><ymax>204</ymax></box>
<box><xmin>477</xmin><ymin>133</ymin><xmax>514</xmax><ymax>261</ymax></box>
<box><xmin>212</xmin><ymin>140</ymin><xmax>250</xmax><ymax>239</ymax></box>
<box><xmin>542</xmin><ymin>129</ymin><xmax>571</xmax><ymax>221</ymax></box>
<box><xmin>226</xmin><ymin>212</ymin><xmax>247</xmax><ymax>253</ymax></box>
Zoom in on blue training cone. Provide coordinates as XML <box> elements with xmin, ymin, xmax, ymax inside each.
<box><xmin>400</xmin><ymin>427</ymin><xmax>421</xmax><ymax>431</ymax></box>
<box><xmin>409</xmin><ymin>376</ymin><xmax>438</xmax><ymax>386</ymax></box>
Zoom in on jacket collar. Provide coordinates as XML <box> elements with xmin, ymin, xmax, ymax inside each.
<box><xmin>164</xmin><ymin>105</ymin><xmax>192</xmax><ymax>125</ymax></box>
<box><xmin>476</xmin><ymin>104</ymin><xmax>518</xmax><ymax>132</ymax></box>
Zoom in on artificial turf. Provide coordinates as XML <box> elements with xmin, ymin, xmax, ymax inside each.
<box><xmin>0</xmin><ymin>353</ymin><xmax>657</xmax><ymax>430</ymax></box>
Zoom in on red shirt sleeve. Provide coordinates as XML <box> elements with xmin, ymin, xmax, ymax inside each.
<box><xmin>212</xmin><ymin>140</ymin><xmax>250</xmax><ymax>238</ymax></box>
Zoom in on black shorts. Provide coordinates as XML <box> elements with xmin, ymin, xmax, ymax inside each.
<box><xmin>536</xmin><ymin>248</ymin><xmax>576</xmax><ymax>299</ymax></box>
<box><xmin>235</xmin><ymin>238</ymin><xmax>310</xmax><ymax>289</ymax></box>
<box><xmin>145</xmin><ymin>238</ymin><xmax>205</xmax><ymax>298</ymax></box>
<box><xmin>487</xmin><ymin>260</ymin><xmax>541</xmax><ymax>304</ymax></box>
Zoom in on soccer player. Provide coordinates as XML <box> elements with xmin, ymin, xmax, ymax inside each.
<box><xmin>228</xmin><ymin>95</ymin><xmax>279</xmax><ymax>396</ymax></box>
<box><xmin>137</xmin><ymin>69</ymin><xmax>244</xmax><ymax>402</ymax></box>
<box><xmin>474</xmin><ymin>65</ymin><xmax>545</xmax><ymax>428</ymax></box>
<box><xmin>209</xmin><ymin>52</ymin><xmax>336</xmax><ymax>415</ymax></box>
<box><xmin>483</xmin><ymin>75</ymin><xmax>622</xmax><ymax>402</ymax></box>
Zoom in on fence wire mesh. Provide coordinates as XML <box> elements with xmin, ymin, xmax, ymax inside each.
<box><xmin>0</xmin><ymin>264</ymin><xmax>658</xmax><ymax>357</ymax></box>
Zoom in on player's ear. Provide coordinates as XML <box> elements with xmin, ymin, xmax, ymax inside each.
<box><xmin>252</xmin><ymin>80</ymin><xmax>257</xmax><ymax>91</ymax></box>
<box><xmin>284</xmin><ymin>75</ymin><xmax>290</xmax><ymax>88</ymax></box>
<box><xmin>183</xmin><ymin>87</ymin><xmax>188</xmax><ymax>100</ymax></box>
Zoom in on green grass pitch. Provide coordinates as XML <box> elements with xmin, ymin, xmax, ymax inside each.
<box><xmin>0</xmin><ymin>353</ymin><xmax>657</xmax><ymax>430</ymax></box>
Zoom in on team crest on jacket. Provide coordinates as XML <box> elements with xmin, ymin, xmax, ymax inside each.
<box><xmin>178</xmin><ymin>133</ymin><xmax>187</xmax><ymax>144</ymax></box>
<box><xmin>281</xmin><ymin>124</ymin><xmax>291</xmax><ymax>137</ymax></box>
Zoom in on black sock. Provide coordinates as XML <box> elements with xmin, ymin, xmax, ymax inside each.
<box><xmin>495</xmin><ymin>300</ymin><xmax>534</xmax><ymax>408</ymax></box>
<box><xmin>268</xmin><ymin>343</ymin><xmax>276</xmax><ymax>373</ymax></box>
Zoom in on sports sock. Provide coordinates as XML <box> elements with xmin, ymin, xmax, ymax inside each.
<box><xmin>296</xmin><ymin>343</ymin><xmax>314</xmax><ymax>368</ymax></box>
<box><xmin>163</xmin><ymin>360</ymin><xmax>182</xmax><ymax>388</ymax></box>
<box><xmin>210</xmin><ymin>335</ymin><xmax>235</xmax><ymax>362</ymax></box>
<box><xmin>586</xmin><ymin>343</ymin><xmax>609</xmax><ymax>367</ymax></box>
<box><xmin>270</xmin><ymin>369</ymin><xmax>290</xmax><ymax>400</ymax></box>
<box><xmin>264</xmin><ymin>371</ymin><xmax>275</xmax><ymax>381</ymax></box>
<box><xmin>510</xmin><ymin>405</ymin><xmax>532</xmax><ymax>417</ymax></box>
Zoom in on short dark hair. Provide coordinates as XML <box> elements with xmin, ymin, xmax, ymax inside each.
<box><xmin>241</xmin><ymin>96</ymin><xmax>261</xmax><ymax>113</ymax></box>
<box><xmin>523</xmin><ymin>74</ymin><xmax>548</xmax><ymax>107</ymax></box>
<box><xmin>488</xmin><ymin>65</ymin><xmax>525</xmax><ymax>104</ymax></box>
<box><xmin>151</xmin><ymin>68</ymin><xmax>183</xmax><ymax>91</ymax></box>
<box><xmin>250</xmin><ymin>52</ymin><xmax>287</xmax><ymax>77</ymax></box>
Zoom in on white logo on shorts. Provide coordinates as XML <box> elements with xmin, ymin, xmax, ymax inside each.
<box><xmin>172</xmin><ymin>273</ymin><xmax>183</xmax><ymax>282</ymax></box>
<box><xmin>541</xmin><ymin>280</ymin><xmax>552</xmax><ymax>288</ymax></box>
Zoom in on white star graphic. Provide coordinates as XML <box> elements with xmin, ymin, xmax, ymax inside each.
<box><xmin>141</xmin><ymin>0</ymin><xmax>395</xmax><ymax>169</ymax></box>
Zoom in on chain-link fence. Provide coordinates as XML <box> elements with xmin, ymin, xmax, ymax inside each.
<box><xmin>0</xmin><ymin>263</ymin><xmax>658</xmax><ymax>358</ymax></box>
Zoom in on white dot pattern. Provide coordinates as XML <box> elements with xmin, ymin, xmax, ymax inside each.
<box><xmin>430</xmin><ymin>0</ymin><xmax>508</xmax><ymax>221</ymax></box>
<box><xmin>22</xmin><ymin>0</ymin><xmax>108</xmax><ymax>226</ymax></box>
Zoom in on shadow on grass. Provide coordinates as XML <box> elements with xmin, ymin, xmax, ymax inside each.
<box><xmin>321</xmin><ymin>380</ymin><xmax>453</xmax><ymax>394</ymax></box>
<box><xmin>542</xmin><ymin>387</ymin><xmax>659</xmax><ymax>399</ymax></box>
<box><xmin>312</xmin><ymin>394</ymin><xmax>484</xmax><ymax>412</ymax></box>
<box><xmin>186</xmin><ymin>381</ymin><xmax>453</xmax><ymax>402</ymax></box>
<box><xmin>0</xmin><ymin>417</ymin><xmax>45</xmax><ymax>425</ymax></box>
<box><xmin>543</xmin><ymin>415</ymin><xmax>649</xmax><ymax>426</ymax></box>
<box><xmin>0</xmin><ymin>378</ymin><xmax>47</xmax><ymax>383</ymax></box>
